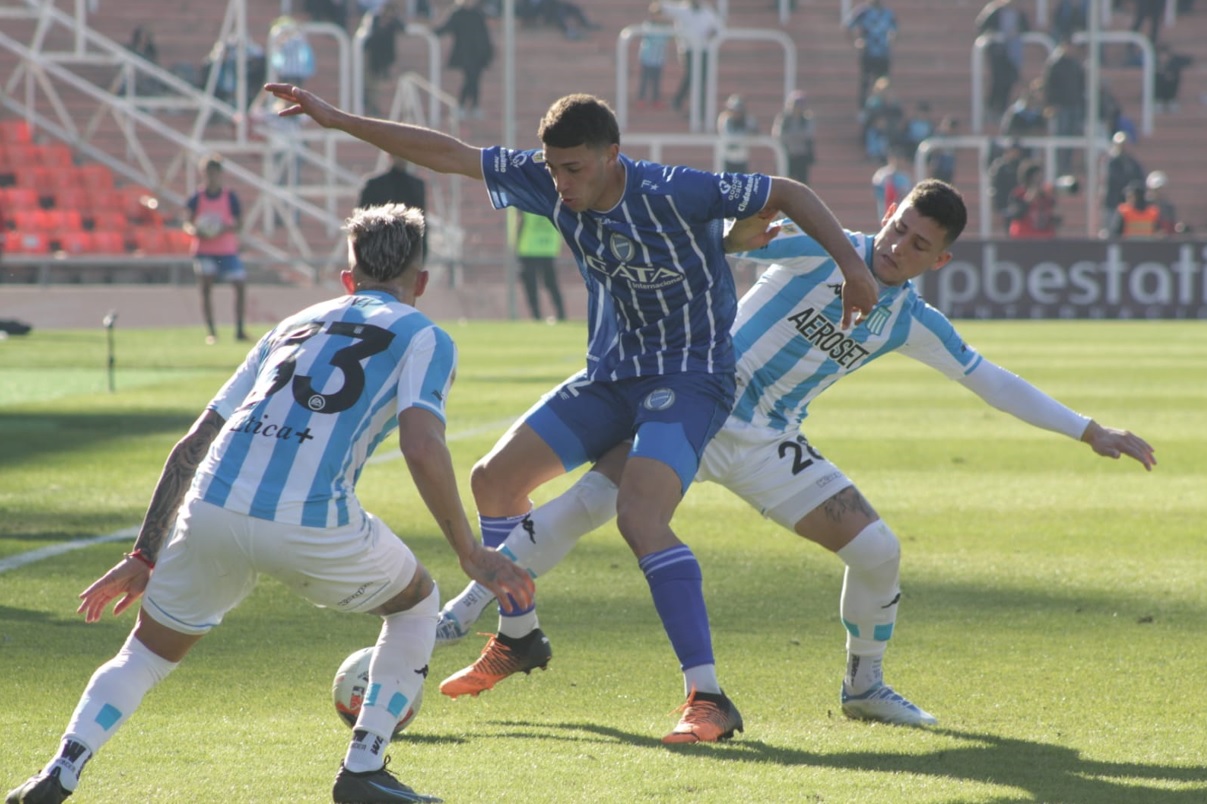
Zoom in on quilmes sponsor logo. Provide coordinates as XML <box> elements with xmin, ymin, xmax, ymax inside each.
<box><xmin>785</xmin><ymin>307</ymin><xmax>871</xmax><ymax>368</ymax></box>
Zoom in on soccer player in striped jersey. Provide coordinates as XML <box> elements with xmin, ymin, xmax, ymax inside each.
<box><xmin>6</xmin><ymin>205</ymin><xmax>533</xmax><ymax>804</ymax></box>
<box><xmin>434</xmin><ymin>180</ymin><xmax>1156</xmax><ymax>726</ymax></box>
<box><xmin>264</xmin><ymin>84</ymin><xmax>879</xmax><ymax>743</ymax></box>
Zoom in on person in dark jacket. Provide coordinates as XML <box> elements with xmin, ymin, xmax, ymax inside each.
<box><xmin>359</xmin><ymin>156</ymin><xmax>428</xmax><ymax>258</ymax></box>
<box><xmin>435</xmin><ymin>0</ymin><xmax>495</xmax><ymax>119</ymax></box>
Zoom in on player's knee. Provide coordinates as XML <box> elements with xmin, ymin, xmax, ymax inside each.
<box><xmin>841</xmin><ymin>519</ymin><xmax>900</xmax><ymax>571</ymax></box>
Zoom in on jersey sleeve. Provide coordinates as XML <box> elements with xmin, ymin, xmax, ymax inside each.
<box><xmin>205</xmin><ymin>338</ymin><xmax>269</xmax><ymax>420</ymax></box>
<box><xmin>734</xmin><ymin>221</ymin><xmax>862</xmax><ymax>268</ymax></box>
<box><xmin>695</xmin><ymin>167</ymin><xmax>772</xmax><ymax>221</ymax></box>
<box><xmin>481</xmin><ymin>147</ymin><xmax>559</xmax><ymax>215</ymax></box>
<box><xmin>896</xmin><ymin>297</ymin><xmax>983</xmax><ymax>379</ymax></box>
<box><xmin>395</xmin><ymin>325</ymin><xmax>457</xmax><ymax>424</ymax></box>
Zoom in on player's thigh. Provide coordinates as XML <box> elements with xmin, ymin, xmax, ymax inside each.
<box><xmin>141</xmin><ymin>498</ymin><xmax>259</xmax><ymax>635</ymax></box>
<box><xmin>255</xmin><ymin>510</ymin><xmax>419</xmax><ymax>614</ymax></box>
<box><xmin>511</xmin><ymin>371</ymin><xmax>637</xmax><ymax>474</ymax></box>
<box><xmin>699</xmin><ymin>426</ymin><xmax>865</xmax><ymax>551</ymax></box>
<box><xmin>628</xmin><ymin>372</ymin><xmax>734</xmax><ymax>494</ymax></box>
<box><xmin>194</xmin><ymin>256</ymin><xmax>220</xmax><ymax>281</ymax></box>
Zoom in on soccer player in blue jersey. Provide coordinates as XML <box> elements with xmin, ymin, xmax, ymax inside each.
<box><xmin>5</xmin><ymin>205</ymin><xmax>534</xmax><ymax>804</ymax></box>
<box><xmin>433</xmin><ymin>180</ymin><xmax>1157</xmax><ymax>726</ymax></box>
<box><xmin>264</xmin><ymin>84</ymin><xmax>879</xmax><ymax>743</ymax></box>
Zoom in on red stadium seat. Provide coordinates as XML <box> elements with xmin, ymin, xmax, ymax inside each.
<box><xmin>10</xmin><ymin>165</ymin><xmax>51</xmax><ymax>191</ymax></box>
<box><xmin>131</xmin><ymin>226</ymin><xmax>169</xmax><ymax>254</ymax></box>
<box><xmin>87</xmin><ymin>188</ymin><xmax>123</xmax><ymax>215</ymax></box>
<box><xmin>44</xmin><ymin>208</ymin><xmax>83</xmax><ymax>232</ymax></box>
<box><xmin>51</xmin><ymin>186</ymin><xmax>92</xmax><ymax>212</ymax></box>
<box><xmin>2</xmin><ymin>186</ymin><xmax>40</xmax><ymax>211</ymax></box>
<box><xmin>78</xmin><ymin>163</ymin><xmax>115</xmax><ymax>193</ymax></box>
<box><xmin>90</xmin><ymin>229</ymin><xmax>128</xmax><ymax>254</ymax></box>
<box><xmin>4</xmin><ymin>230</ymin><xmax>50</xmax><ymax>254</ymax></box>
<box><xmin>12</xmin><ymin>208</ymin><xmax>54</xmax><ymax>233</ymax></box>
<box><xmin>55</xmin><ymin>229</ymin><xmax>94</xmax><ymax>255</ymax></box>
<box><xmin>163</xmin><ymin>228</ymin><xmax>196</xmax><ymax>255</ymax></box>
<box><xmin>36</xmin><ymin>143</ymin><xmax>74</xmax><ymax>169</ymax></box>
<box><xmin>0</xmin><ymin>119</ymin><xmax>33</xmax><ymax>144</ymax></box>
<box><xmin>89</xmin><ymin>210</ymin><xmax>129</xmax><ymax>234</ymax></box>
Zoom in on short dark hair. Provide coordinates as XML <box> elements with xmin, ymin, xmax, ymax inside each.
<box><xmin>538</xmin><ymin>94</ymin><xmax>620</xmax><ymax>150</ymax></box>
<box><xmin>344</xmin><ymin>203</ymin><xmax>425</xmax><ymax>282</ymax></box>
<box><xmin>903</xmin><ymin>179</ymin><xmax>967</xmax><ymax>246</ymax></box>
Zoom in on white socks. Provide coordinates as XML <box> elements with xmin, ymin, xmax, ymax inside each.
<box><xmin>50</xmin><ymin>631</ymin><xmax>178</xmax><ymax>791</ymax></box>
<box><xmin>836</xmin><ymin>520</ymin><xmax>901</xmax><ymax>693</ymax></box>
<box><xmin>344</xmin><ymin>586</ymin><xmax>438</xmax><ymax>773</ymax></box>
<box><xmin>443</xmin><ymin>470</ymin><xmax>619</xmax><ymax>634</ymax></box>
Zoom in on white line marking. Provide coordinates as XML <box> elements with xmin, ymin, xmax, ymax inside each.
<box><xmin>0</xmin><ymin>417</ymin><xmax>517</xmax><ymax>574</ymax></box>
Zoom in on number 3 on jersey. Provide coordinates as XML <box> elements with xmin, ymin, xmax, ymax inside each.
<box><xmin>266</xmin><ymin>321</ymin><xmax>395</xmax><ymax>414</ymax></box>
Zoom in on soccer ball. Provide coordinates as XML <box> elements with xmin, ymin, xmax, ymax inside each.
<box><xmin>194</xmin><ymin>213</ymin><xmax>224</xmax><ymax>239</ymax></box>
<box><xmin>332</xmin><ymin>647</ymin><xmax>423</xmax><ymax>737</ymax></box>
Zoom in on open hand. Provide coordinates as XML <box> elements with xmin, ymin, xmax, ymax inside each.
<box><xmin>77</xmin><ymin>555</ymin><xmax>152</xmax><ymax>623</ymax></box>
<box><xmin>461</xmin><ymin>545</ymin><xmax>535</xmax><ymax>614</ymax></box>
<box><xmin>1082</xmin><ymin>421</ymin><xmax>1157</xmax><ymax>471</ymax></box>
<box><xmin>263</xmin><ymin>83</ymin><xmax>342</xmax><ymax>128</ymax></box>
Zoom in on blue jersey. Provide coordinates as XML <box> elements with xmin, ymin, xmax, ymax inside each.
<box><xmin>730</xmin><ymin>221</ymin><xmax>982</xmax><ymax>433</ymax></box>
<box><xmin>193</xmin><ymin>290</ymin><xmax>456</xmax><ymax>528</ymax></box>
<box><xmin>482</xmin><ymin>147</ymin><xmax>771</xmax><ymax>380</ymax></box>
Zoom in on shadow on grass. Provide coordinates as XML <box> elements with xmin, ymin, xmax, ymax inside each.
<box><xmin>506</xmin><ymin>721</ymin><xmax>1207</xmax><ymax>803</ymax></box>
<box><xmin>0</xmin><ymin>411</ymin><xmax>193</xmax><ymax>470</ymax></box>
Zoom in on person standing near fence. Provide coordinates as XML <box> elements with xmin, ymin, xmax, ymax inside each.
<box><xmin>515</xmin><ymin>210</ymin><xmax>566</xmax><ymax>323</ymax></box>
<box><xmin>184</xmin><ymin>154</ymin><xmax>247</xmax><ymax>345</ymax></box>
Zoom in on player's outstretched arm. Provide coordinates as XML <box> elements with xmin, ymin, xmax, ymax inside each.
<box><xmin>1080</xmin><ymin>420</ymin><xmax>1157</xmax><ymax>471</ymax></box>
<box><xmin>765</xmin><ymin>177</ymin><xmax>877</xmax><ymax>328</ymax></box>
<box><xmin>78</xmin><ymin>409</ymin><xmax>226</xmax><ymax>622</ymax></box>
<box><xmin>958</xmin><ymin>361</ymin><xmax>1156</xmax><ymax>471</ymax></box>
<box><xmin>397</xmin><ymin>407</ymin><xmax>535</xmax><ymax>611</ymax></box>
<box><xmin>265</xmin><ymin>83</ymin><xmax>484</xmax><ymax>180</ymax></box>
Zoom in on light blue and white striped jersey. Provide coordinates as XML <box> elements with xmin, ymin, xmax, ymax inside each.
<box><xmin>193</xmin><ymin>290</ymin><xmax>456</xmax><ymax>528</ymax></box>
<box><xmin>730</xmin><ymin>221</ymin><xmax>982</xmax><ymax>433</ymax></box>
<box><xmin>482</xmin><ymin>147</ymin><xmax>771</xmax><ymax>380</ymax></box>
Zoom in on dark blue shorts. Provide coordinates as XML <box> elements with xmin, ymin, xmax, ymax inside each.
<box><xmin>522</xmin><ymin>370</ymin><xmax>736</xmax><ymax>493</ymax></box>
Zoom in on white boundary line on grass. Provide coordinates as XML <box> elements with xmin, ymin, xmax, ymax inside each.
<box><xmin>0</xmin><ymin>417</ymin><xmax>516</xmax><ymax>576</ymax></box>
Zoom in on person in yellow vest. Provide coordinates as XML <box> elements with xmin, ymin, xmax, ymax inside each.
<box><xmin>1109</xmin><ymin>181</ymin><xmax>1160</xmax><ymax>239</ymax></box>
<box><xmin>515</xmin><ymin>210</ymin><xmax>566</xmax><ymax>322</ymax></box>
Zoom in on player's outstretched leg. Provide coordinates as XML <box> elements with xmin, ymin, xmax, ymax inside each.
<box><xmin>332</xmin><ymin>756</ymin><xmax>444</xmax><ymax>804</ymax></box>
<box><xmin>438</xmin><ymin>629</ymin><xmax>552</xmax><ymax>698</ymax></box>
<box><xmin>663</xmin><ymin>689</ymin><xmax>745</xmax><ymax>744</ymax></box>
<box><xmin>5</xmin><ymin>769</ymin><xmax>71</xmax><ymax>804</ymax></box>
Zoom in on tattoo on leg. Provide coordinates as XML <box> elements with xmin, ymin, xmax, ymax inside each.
<box><xmin>820</xmin><ymin>486</ymin><xmax>875</xmax><ymax>524</ymax></box>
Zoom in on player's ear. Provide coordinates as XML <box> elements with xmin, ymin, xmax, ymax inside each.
<box><xmin>931</xmin><ymin>251</ymin><xmax>953</xmax><ymax>272</ymax></box>
<box><xmin>413</xmin><ymin>269</ymin><xmax>430</xmax><ymax>299</ymax></box>
<box><xmin>340</xmin><ymin>269</ymin><xmax>356</xmax><ymax>294</ymax></box>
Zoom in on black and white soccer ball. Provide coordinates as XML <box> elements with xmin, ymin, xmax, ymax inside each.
<box><xmin>332</xmin><ymin>647</ymin><xmax>422</xmax><ymax>737</ymax></box>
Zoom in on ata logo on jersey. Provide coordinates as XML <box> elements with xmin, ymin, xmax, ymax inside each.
<box><xmin>642</xmin><ymin>388</ymin><xmax>676</xmax><ymax>411</ymax></box>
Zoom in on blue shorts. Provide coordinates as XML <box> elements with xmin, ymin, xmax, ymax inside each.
<box><xmin>194</xmin><ymin>254</ymin><xmax>246</xmax><ymax>282</ymax></box>
<box><xmin>523</xmin><ymin>371</ymin><xmax>735</xmax><ymax>493</ymax></box>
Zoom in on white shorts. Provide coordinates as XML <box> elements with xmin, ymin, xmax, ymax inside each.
<box><xmin>696</xmin><ymin>421</ymin><xmax>853</xmax><ymax>530</ymax></box>
<box><xmin>142</xmin><ymin>497</ymin><xmax>417</xmax><ymax>635</ymax></box>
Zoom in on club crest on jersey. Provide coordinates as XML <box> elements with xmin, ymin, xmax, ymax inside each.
<box><xmin>642</xmin><ymin>388</ymin><xmax>676</xmax><ymax>411</ymax></box>
<box><xmin>608</xmin><ymin>232</ymin><xmax>636</xmax><ymax>263</ymax></box>
<box><xmin>863</xmin><ymin>305</ymin><xmax>891</xmax><ymax>335</ymax></box>
<box><xmin>510</xmin><ymin>152</ymin><xmax>529</xmax><ymax>168</ymax></box>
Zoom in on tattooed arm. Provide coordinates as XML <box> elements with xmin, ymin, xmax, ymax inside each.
<box><xmin>77</xmin><ymin>410</ymin><xmax>226</xmax><ymax>622</ymax></box>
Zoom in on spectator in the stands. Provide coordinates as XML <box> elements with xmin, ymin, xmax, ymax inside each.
<box><xmin>976</xmin><ymin>0</ymin><xmax>1031</xmax><ymax>121</ymax></box>
<box><xmin>358</xmin><ymin>1</ymin><xmax>406</xmax><ymax>116</ymax></box>
<box><xmin>636</xmin><ymin>3</ymin><xmax>672</xmax><ymax>109</ymax></box>
<box><xmin>925</xmin><ymin>114</ymin><xmax>959</xmax><ymax>184</ymax></box>
<box><xmin>772</xmin><ymin>90</ymin><xmax>816</xmax><ymax>184</ymax></box>
<box><xmin>1042</xmin><ymin>36</ymin><xmax>1085</xmax><ymax>175</ymax></box>
<box><xmin>1005</xmin><ymin>160</ymin><xmax>1061</xmax><ymax>239</ymax></box>
<box><xmin>717</xmin><ymin>94</ymin><xmax>757</xmax><ymax>173</ymax></box>
<box><xmin>1101</xmin><ymin>131</ymin><xmax>1146</xmax><ymax>227</ymax></box>
<box><xmin>1153</xmin><ymin>44</ymin><xmax>1192</xmax><ymax>113</ymax></box>
<box><xmin>1145</xmin><ymin>170</ymin><xmax>1184</xmax><ymax>235</ymax></box>
<box><xmin>844</xmin><ymin>0</ymin><xmax>898</xmax><ymax>110</ymax></box>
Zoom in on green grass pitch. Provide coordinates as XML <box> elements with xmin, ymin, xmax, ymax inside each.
<box><xmin>1</xmin><ymin>320</ymin><xmax>1204</xmax><ymax>803</ymax></box>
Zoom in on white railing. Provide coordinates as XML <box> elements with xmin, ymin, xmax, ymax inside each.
<box><xmin>622</xmin><ymin>132</ymin><xmax>787</xmax><ymax>177</ymax></box>
<box><xmin>971</xmin><ymin>30</ymin><xmax>1153</xmax><ymax>136</ymax></box>
<box><xmin>615</xmin><ymin>25</ymin><xmax>796</xmax><ymax>135</ymax></box>
<box><xmin>914</xmin><ymin>134</ymin><xmax>1111</xmax><ymax>239</ymax></box>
